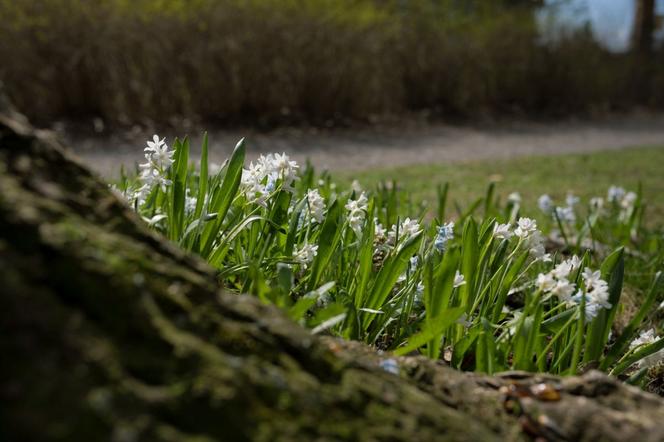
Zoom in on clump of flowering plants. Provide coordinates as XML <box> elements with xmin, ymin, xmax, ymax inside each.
<box><xmin>114</xmin><ymin>134</ymin><xmax>664</xmax><ymax>383</ymax></box>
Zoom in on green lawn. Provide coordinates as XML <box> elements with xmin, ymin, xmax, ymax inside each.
<box><xmin>345</xmin><ymin>146</ymin><xmax>664</xmax><ymax>224</ymax></box>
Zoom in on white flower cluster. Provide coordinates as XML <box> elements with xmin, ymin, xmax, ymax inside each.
<box><xmin>241</xmin><ymin>153</ymin><xmax>299</xmax><ymax>205</ymax></box>
<box><xmin>589</xmin><ymin>197</ymin><xmax>605</xmax><ymax>213</ymax></box>
<box><xmin>434</xmin><ymin>222</ymin><xmax>454</xmax><ymax>252</ymax></box>
<box><xmin>374</xmin><ymin>218</ymin><xmax>387</xmax><ymax>241</ymax></box>
<box><xmin>607</xmin><ymin>186</ymin><xmax>637</xmax><ymax>221</ymax></box>
<box><xmin>629</xmin><ymin>329</ymin><xmax>664</xmax><ymax>368</ymax></box>
<box><xmin>507</xmin><ymin>192</ymin><xmax>522</xmax><ymax>206</ymax></box>
<box><xmin>306</xmin><ymin>189</ymin><xmax>326</xmax><ymax>224</ymax></box>
<box><xmin>293</xmin><ymin>243</ymin><xmax>318</xmax><ymax>268</ymax></box>
<box><xmin>514</xmin><ymin>218</ymin><xmax>549</xmax><ymax>261</ymax></box>
<box><xmin>538</xmin><ymin>194</ymin><xmax>554</xmax><ymax>215</ymax></box>
<box><xmin>536</xmin><ymin>256</ymin><xmax>582</xmax><ymax>303</ymax></box>
<box><xmin>537</xmin><ymin>256</ymin><xmax>611</xmax><ymax>321</ymax></box>
<box><xmin>555</xmin><ymin>205</ymin><xmax>576</xmax><ymax>224</ymax></box>
<box><xmin>387</xmin><ymin>218</ymin><xmax>420</xmax><ymax>247</ymax></box>
<box><xmin>135</xmin><ymin>135</ymin><xmax>174</xmax><ymax>204</ymax></box>
<box><xmin>607</xmin><ymin>185</ymin><xmax>626</xmax><ymax>203</ymax></box>
<box><xmin>454</xmin><ymin>270</ymin><xmax>466</xmax><ymax>288</ymax></box>
<box><xmin>491</xmin><ymin>218</ymin><xmax>548</xmax><ymax>260</ymax></box>
<box><xmin>539</xmin><ymin>193</ymin><xmax>578</xmax><ymax>224</ymax></box>
<box><xmin>493</xmin><ymin>222</ymin><xmax>513</xmax><ymax>240</ymax></box>
<box><xmin>572</xmin><ymin>268</ymin><xmax>612</xmax><ymax>320</ymax></box>
<box><xmin>345</xmin><ymin>192</ymin><xmax>368</xmax><ymax>237</ymax></box>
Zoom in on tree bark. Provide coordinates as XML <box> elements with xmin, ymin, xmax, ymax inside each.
<box><xmin>2</xmin><ymin>99</ymin><xmax>664</xmax><ymax>442</ymax></box>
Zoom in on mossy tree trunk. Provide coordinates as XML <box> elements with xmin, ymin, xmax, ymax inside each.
<box><xmin>2</xmin><ymin>99</ymin><xmax>664</xmax><ymax>442</ymax></box>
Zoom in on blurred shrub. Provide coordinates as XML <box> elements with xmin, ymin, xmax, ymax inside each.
<box><xmin>0</xmin><ymin>0</ymin><xmax>662</xmax><ymax>126</ymax></box>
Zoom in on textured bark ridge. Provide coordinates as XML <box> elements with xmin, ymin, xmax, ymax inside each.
<box><xmin>2</xmin><ymin>101</ymin><xmax>664</xmax><ymax>442</ymax></box>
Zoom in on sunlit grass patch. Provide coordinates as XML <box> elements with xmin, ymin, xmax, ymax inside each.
<box><xmin>345</xmin><ymin>146</ymin><xmax>664</xmax><ymax>225</ymax></box>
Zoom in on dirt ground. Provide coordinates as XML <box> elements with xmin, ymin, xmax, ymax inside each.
<box><xmin>62</xmin><ymin>114</ymin><xmax>664</xmax><ymax>177</ymax></box>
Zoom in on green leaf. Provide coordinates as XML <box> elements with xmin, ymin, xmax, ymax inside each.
<box><xmin>169</xmin><ymin>137</ymin><xmax>189</xmax><ymax>241</ymax></box>
<box><xmin>437</xmin><ymin>182</ymin><xmax>449</xmax><ymax>222</ymax></box>
<box><xmin>194</xmin><ymin>132</ymin><xmax>208</xmax><ymax>219</ymax></box>
<box><xmin>353</xmin><ymin>200</ymin><xmax>375</xmax><ymax>308</ymax></box>
<box><xmin>308</xmin><ymin>199</ymin><xmax>342</xmax><ymax>290</ymax></box>
<box><xmin>476</xmin><ymin>317</ymin><xmax>496</xmax><ymax>374</ymax></box>
<box><xmin>394</xmin><ymin>307</ymin><xmax>465</xmax><ymax>356</ymax></box>
<box><xmin>460</xmin><ymin>217</ymin><xmax>479</xmax><ymax>311</ymax></box>
<box><xmin>288</xmin><ymin>297</ymin><xmax>317</xmax><ymax>322</ymax></box>
<box><xmin>364</xmin><ymin>232</ymin><xmax>422</xmax><ymax>315</ymax></box>
<box><xmin>285</xmin><ymin>197</ymin><xmax>307</xmax><ymax>257</ymax></box>
<box><xmin>201</xmin><ymin>138</ymin><xmax>246</xmax><ymax>256</ymax></box>
<box><xmin>584</xmin><ymin>248</ymin><xmax>624</xmax><ymax>363</ymax></box>
<box><xmin>611</xmin><ymin>338</ymin><xmax>664</xmax><ymax>376</ymax></box>
<box><xmin>601</xmin><ymin>271</ymin><xmax>664</xmax><ymax>370</ymax></box>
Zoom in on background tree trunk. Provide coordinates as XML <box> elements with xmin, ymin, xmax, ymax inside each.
<box><xmin>632</xmin><ymin>0</ymin><xmax>656</xmax><ymax>55</ymax></box>
<box><xmin>2</xmin><ymin>98</ymin><xmax>664</xmax><ymax>442</ymax></box>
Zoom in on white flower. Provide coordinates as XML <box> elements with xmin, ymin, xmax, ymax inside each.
<box><xmin>434</xmin><ymin>222</ymin><xmax>455</xmax><ymax>252</ymax></box>
<box><xmin>590</xmin><ymin>197</ymin><xmax>604</xmax><ymax>212</ymax></box>
<box><xmin>134</xmin><ymin>134</ymin><xmax>174</xmax><ymax>204</ymax></box>
<box><xmin>538</xmin><ymin>194</ymin><xmax>554</xmax><ymax>214</ymax></box>
<box><xmin>351</xmin><ymin>179</ymin><xmax>363</xmax><ymax>193</ymax></box>
<box><xmin>144</xmin><ymin>135</ymin><xmax>174</xmax><ymax>168</ymax></box>
<box><xmin>550</xmin><ymin>280</ymin><xmax>576</xmax><ymax>303</ymax></box>
<box><xmin>400</xmin><ymin>218</ymin><xmax>420</xmax><ymax>238</ymax></box>
<box><xmin>566</xmin><ymin>193</ymin><xmax>580</xmax><ymax>208</ymax></box>
<box><xmin>607</xmin><ymin>186</ymin><xmax>626</xmax><ymax>203</ymax></box>
<box><xmin>618</xmin><ymin>191</ymin><xmax>638</xmax><ymax>222</ymax></box>
<box><xmin>538</xmin><ymin>256</ymin><xmax>584</xmax><ymax>301</ymax></box>
<box><xmin>507</xmin><ymin>192</ymin><xmax>522</xmax><ymax>205</ymax></box>
<box><xmin>306</xmin><ymin>189</ymin><xmax>326</xmax><ymax>224</ymax></box>
<box><xmin>514</xmin><ymin>218</ymin><xmax>537</xmax><ymax>239</ymax></box>
<box><xmin>536</xmin><ymin>272</ymin><xmax>556</xmax><ymax>292</ymax></box>
<box><xmin>630</xmin><ymin>329</ymin><xmax>658</xmax><ymax>350</ymax></box>
<box><xmin>569</xmin><ymin>255</ymin><xmax>582</xmax><ymax>270</ymax></box>
<box><xmin>566</xmin><ymin>267</ymin><xmax>612</xmax><ymax>320</ymax></box>
<box><xmin>582</xmin><ymin>268</ymin><xmax>603</xmax><ymax>290</ymax></box>
<box><xmin>374</xmin><ymin>219</ymin><xmax>386</xmax><ymax>240</ymax></box>
<box><xmin>345</xmin><ymin>192</ymin><xmax>368</xmax><ymax>237</ymax></box>
<box><xmin>241</xmin><ymin>153</ymin><xmax>300</xmax><ymax>202</ymax></box>
<box><xmin>185</xmin><ymin>193</ymin><xmax>197</xmax><ymax>214</ymax></box>
<box><xmin>388</xmin><ymin>218</ymin><xmax>420</xmax><ymax>245</ymax></box>
<box><xmin>552</xmin><ymin>260</ymin><xmax>573</xmax><ymax>280</ymax></box>
<box><xmin>493</xmin><ymin>223</ymin><xmax>512</xmax><ymax>240</ymax></box>
<box><xmin>454</xmin><ymin>270</ymin><xmax>466</xmax><ymax>288</ymax></box>
<box><xmin>555</xmin><ymin>206</ymin><xmax>576</xmax><ymax>223</ymax></box>
<box><xmin>293</xmin><ymin>243</ymin><xmax>318</xmax><ymax>268</ymax></box>
<box><xmin>582</xmin><ymin>300</ymin><xmax>603</xmax><ymax>322</ymax></box>
<box><xmin>270</xmin><ymin>153</ymin><xmax>299</xmax><ymax>187</ymax></box>
<box><xmin>588</xmin><ymin>283</ymin><xmax>611</xmax><ymax>309</ymax></box>
<box><xmin>620</xmin><ymin>191</ymin><xmax>637</xmax><ymax>211</ymax></box>
<box><xmin>523</xmin><ymin>229</ymin><xmax>549</xmax><ymax>261</ymax></box>
<box><xmin>629</xmin><ymin>329</ymin><xmax>664</xmax><ymax>368</ymax></box>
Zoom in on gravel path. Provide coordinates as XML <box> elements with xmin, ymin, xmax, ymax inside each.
<box><xmin>64</xmin><ymin>114</ymin><xmax>664</xmax><ymax>177</ymax></box>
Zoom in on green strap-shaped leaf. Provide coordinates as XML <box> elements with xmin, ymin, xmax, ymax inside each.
<box><xmin>201</xmin><ymin>138</ymin><xmax>246</xmax><ymax>257</ymax></box>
